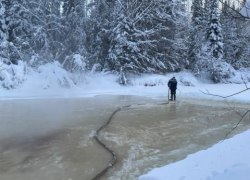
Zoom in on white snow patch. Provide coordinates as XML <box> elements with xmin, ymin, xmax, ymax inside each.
<box><xmin>36</xmin><ymin>61</ymin><xmax>75</xmax><ymax>88</ymax></box>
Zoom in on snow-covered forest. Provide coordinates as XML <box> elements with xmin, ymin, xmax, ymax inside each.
<box><xmin>0</xmin><ymin>0</ymin><xmax>250</xmax><ymax>89</ymax></box>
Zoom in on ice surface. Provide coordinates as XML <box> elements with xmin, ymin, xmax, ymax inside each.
<box><xmin>0</xmin><ymin>70</ymin><xmax>250</xmax><ymax>180</ymax></box>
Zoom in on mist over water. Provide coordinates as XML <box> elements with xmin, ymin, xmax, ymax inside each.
<box><xmin>0</xmin><ymin>96</ymin><xmax>249</xmax><ymax>180</ymax></box>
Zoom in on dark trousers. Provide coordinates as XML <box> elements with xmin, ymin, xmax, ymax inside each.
<box><xmin>170</xmin><ymin>89</ymin><xmax>176</xmax><ymax>101</ymax></box>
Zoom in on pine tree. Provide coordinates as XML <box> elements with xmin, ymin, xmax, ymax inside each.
<box><xmin>0</xmin><ymin>0</ymin><xmax>39</xmax><ymax>64</ymax></box>
<box><xmin>189</xmin><ymin>0</ymin><xmax>217</xmax><ymax>75</ymax></box>
<box><xmin>168</xmin><ymin>0</ymin><xmax>189</xmax><ymax>70</ymax></box>
<box><xmin>221</xmin><ymin>0</ymin><xmax>250</xmax><ymax>69</ymax></box>
<box><xmin>0</xmin><ymin>0</ymin><xmax>30</xmax><ymax>88</ymax></box>
<box><xmin>0</xmin><ymin>0</ymin><xmax>23</xmax><ymax>64</ymax></box>
<box><xmin>0</xmin><ymin>1</ymin><xmax>8</xmax><ymax>63</ymax></box>
<box><xmin>60</xmin><ymin>0</ymin><xmax>88</xmax><ymax>71</ymax></box>
<box><xmin>106</xmin><ymin>0</ymin><xmax>187</xmax><ymax>82</ymax></box>
<box><xmin>221</xmin><ymin>1</ymin><xmax>240</xmax><ymax>68</ymax></box>
<box><xmin>204</xmin><ymin>0</ymin><xmax>211</xmax><ymax>22</ymax></box>
<box><xmin>188</xmin><ymin>0</ymin><xmax>204</xmax><ymax>69</ymax></box>
<box><xmin>86</xmin><ymin>0</ymin><xmax>191</xmax><ymax>83</ymax></box>
<box><xmin>193</xmin><ymin>0</ymin><xmax>236</xmax><ymax>83</ymax></box>
<box><xmin>24</xmin><ymin>0</ymin><xmax>87</xmax><ymax>67</ymax></box>
<box><xmin>205</xmin><ymin>0</ymin><xmax>237</xmax><ymax>83</ymax></box>
<box><xmin>207</xmin><ymin>0</ymin><xmax>223</xmax><ymax>59</ymax></box>
<box><xmin>86</xmin><ymin>0</ymin><xmax>116</xmax><ymax>69</ymax></box>
<box><xmin>107</xmin><ymin>0</ymin><xmax>167</xmax><ymax>76</ymax></box>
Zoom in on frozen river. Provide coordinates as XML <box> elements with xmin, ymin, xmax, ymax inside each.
<box><xmin>0</xmin><ymin>96</ymin><xmax>249</xmax><ymax>180</ymax></box>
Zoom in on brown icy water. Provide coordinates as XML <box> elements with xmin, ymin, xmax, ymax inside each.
<box><xmin>0</xmin><ymin>96</ymin><xmax>249</xmax><ymax>180</ymax></box>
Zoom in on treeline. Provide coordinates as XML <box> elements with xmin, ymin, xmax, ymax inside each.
<box><xmin>0</xmin><ymin>0</ymin><xmax>249</xmax><ymax>86</ymax></box>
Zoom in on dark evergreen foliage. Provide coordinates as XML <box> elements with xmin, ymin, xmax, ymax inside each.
<box><xmin>207</xmin><ymin>0</ymin><xmax>223</xmax><ymax>59</ymax></box>
<box><xmin>0</xmin><ymin>0</ymin><xmax>250</xmax><ymax>86</ymax></box>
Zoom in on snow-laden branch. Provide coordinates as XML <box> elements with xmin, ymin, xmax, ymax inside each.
<box><xmin>219</xmin><ymin>0</ymin><xmax>250</xmax><ymax>20</ymax></box>
<box><xmin>18</xmin><ymin>3</ymin><xmax>46</xmax><ymax>25</ymax></box>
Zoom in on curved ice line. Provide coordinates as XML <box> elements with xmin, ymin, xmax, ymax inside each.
<box><xmin>91</xmin><ymin>101</ymin><xmax>170</xmax><ymax>180</ymax></box>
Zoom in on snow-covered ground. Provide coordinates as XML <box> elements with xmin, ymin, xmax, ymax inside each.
<box><xmin>0</xmin><ymin>69</ymin><xmax>250</xmax><ymax>180</ymax></box>
<box><xmin>0</xmin><ymin>66</ymin><xmax>249</xmax><ymax>103</ymax></box>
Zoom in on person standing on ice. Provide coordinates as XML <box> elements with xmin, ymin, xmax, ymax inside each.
<box><xmin>168</xmin><ymin>77</ymin><xmax>177</xmax><ymax>101</ymax></box>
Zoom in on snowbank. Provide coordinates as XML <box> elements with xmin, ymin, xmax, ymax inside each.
<box><xmin>0</xmin><ymin>67</ymin><xmax>249</xmax><ymax>103</ymax></box>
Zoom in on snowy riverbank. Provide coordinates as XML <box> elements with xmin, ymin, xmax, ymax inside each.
<box><xmin>0</xmin><ymin>71</ymin><xmax>250</xmax><ymax>180</ymax></box>
<box><xmin>0</xmin><ymin>71</ymin><xmax>249</xmax><ymax>102</ymax></box>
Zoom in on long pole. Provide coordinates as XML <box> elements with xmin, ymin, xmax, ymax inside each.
<box><xmin>168</xmin><ymin>88</ymin><xmax>170</xmax><ymax>101</ymax></box>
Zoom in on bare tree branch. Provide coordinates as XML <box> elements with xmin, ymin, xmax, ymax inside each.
<box><xmin>224</xmin><ymin>110</ymin><xmax>250</xmax><ymax>140</ymax></box>
<box><xmin>200</xmin><ymin>84</ymin><xmax>250</xmax><ymax>140</ymax></box>
<box><xmin>200</xmin><ymin>87</ymin><xmax>250</xmax><ymax>98</ymax></box>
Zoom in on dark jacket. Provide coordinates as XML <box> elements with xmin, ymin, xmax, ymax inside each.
<box><xmin>168</xmin><ymin>77</ymin><xmax>177</xmax><ymax>90</ymax></box>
